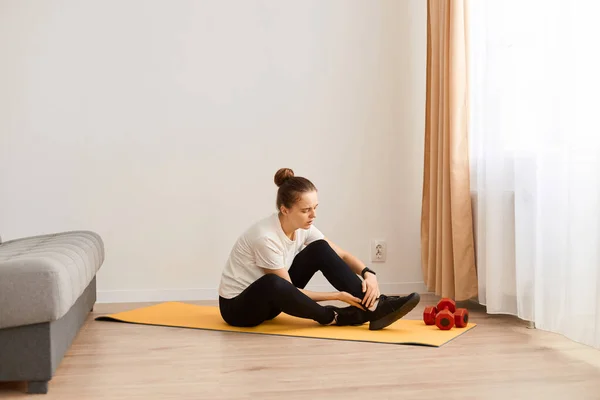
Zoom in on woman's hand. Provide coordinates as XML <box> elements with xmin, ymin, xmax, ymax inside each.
<box><xmin>336</xmin><ymin>291</ymin><xmax>366</xmax><ymax>310</ymax></box>
<box><xmin>361</xmin><ymin>272</ymin><xmax>381</xmax><ymax>308</ymax></box>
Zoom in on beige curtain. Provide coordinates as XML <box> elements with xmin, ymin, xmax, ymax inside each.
<box><xmin>421</xmin><ymin>0</ymin><xmax>478</xmax><ymax>301</ymax></box>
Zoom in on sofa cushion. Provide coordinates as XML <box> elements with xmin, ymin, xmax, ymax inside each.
<box><xmin>0</xmin><ymin>231</ymin><xmax>104</xmax><ymax>329</ymax></box>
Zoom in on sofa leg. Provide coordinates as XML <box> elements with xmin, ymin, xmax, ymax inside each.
<box><xmin>27</xmin><ymin>380</ymin><xmax>49</xmax><ymax>394</ymax></box>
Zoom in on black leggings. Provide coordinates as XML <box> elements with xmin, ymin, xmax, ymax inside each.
<box><xmin>219</xmin><ymin>239</ymin><xmax>365</xmax><ymax>327</ymax></box>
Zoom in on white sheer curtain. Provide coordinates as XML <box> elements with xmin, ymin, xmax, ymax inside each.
<box><xmin>469</xmin><ymin>0</ymin><xmax>600</xmax><ymax>348</ymax></box>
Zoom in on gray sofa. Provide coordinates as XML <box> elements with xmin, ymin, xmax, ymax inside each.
<box><xmin>0</xmin><ymin>231</ymin><xmax>104</xmax><ymax>394</ymax></box>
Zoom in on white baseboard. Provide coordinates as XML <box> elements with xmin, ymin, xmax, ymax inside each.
<box><xmin>96</xmin><ymin>282</ymin><xmax>428</xmax><ymax>304</ymax></box>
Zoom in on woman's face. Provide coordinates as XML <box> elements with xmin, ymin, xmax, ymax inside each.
<box><xmin>282</xmin><ymin>191</ymin><xmax>319</xmax><ymax>230</ymax></box>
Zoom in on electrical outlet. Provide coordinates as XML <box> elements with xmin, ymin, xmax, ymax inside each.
<box><xmin>370</xmin><ymin>240</ymin><xmax>386</xmax><ymax>263</ymax></box>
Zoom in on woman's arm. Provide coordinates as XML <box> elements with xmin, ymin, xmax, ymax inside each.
<box><xmin>323</xmin><ymin>237</ymin><xmax>380</xmax><ymax>308</ymax></box>
<box><xmin>261</xmin><ymin>267</ymin><xmax>337</xmax><ymax>301</ymax></box>
<box><xmin>260</xmin><ymin>267</ymin><xmax>364</xmax><ymax>308</ymax></box>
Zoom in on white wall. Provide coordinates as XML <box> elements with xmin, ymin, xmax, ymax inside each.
<box><xmin>0</xmin><ymin>0</ymin><xmax>427</xmax><ymax>302</ymax></box>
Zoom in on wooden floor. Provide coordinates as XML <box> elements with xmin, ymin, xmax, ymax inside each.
<box><xmin>1</xmin><ymin>294</ymin><xmax>600</xmax><ymax>399</ymax></box>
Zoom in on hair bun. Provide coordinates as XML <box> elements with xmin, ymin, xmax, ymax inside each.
<box><xmin>274</xmin><ymin>168</ymin><xmax>294</xmax><ymax>187</ymax></box>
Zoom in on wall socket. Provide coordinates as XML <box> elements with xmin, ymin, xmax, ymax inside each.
<box><xmin>370</xmin><ymin>239</ymin><xmax>387</xmax><ymax>263</ymax></box>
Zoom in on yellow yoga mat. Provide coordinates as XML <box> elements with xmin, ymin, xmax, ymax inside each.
<box><xmin>95</xmin><ymin>302</ymin><xmax>476</xmax><ymax>347</ymax></box>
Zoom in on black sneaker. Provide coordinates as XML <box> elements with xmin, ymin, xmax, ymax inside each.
<box><xmin>367</xmin><ymin>292</ymin><xmax>421</xmax><ymax>330</ymax></box>
<box><xmin>324</xmin><ymin>305</ymin><xmax>369</xmax><ymax>326</ymax></box>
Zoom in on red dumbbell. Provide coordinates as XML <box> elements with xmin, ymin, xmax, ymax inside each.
<box><xmin>434</xmin><ymin>298</ymin><xmax>456</xmax><ymax>330</ymax></box>
<box><xmin>437</xmin><ymin>298</ymin><xmax>470</xmax><ymax>329</ymax></box>
<box><xmin>454</xmin><ymin>308</ymin><xmax>469</xmax><ymax>328</ymax></box>
<box><xmin>437</xmin><ymin>298</ymin><xmax>456</xmax><ymax>313</ymax></box>
<box><xmin>422</xmin><ymin>298</ymin><xmax>470</xmax><ymax>330</ymax></box>
<box><xmin>423</xmin><ymin>306</ymin><xmax>437</xmax><ymax>325</ymax></box>
<box><xmin>435</xmin><ymin>309</ymin><xmax>455</xmax><ymax>330</ymax></box>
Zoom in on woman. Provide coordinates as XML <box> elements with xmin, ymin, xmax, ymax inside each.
<box><xmin>218</xmin><ymin>168</ymin><xmax>420</xmax><ymax>330</ymax></box>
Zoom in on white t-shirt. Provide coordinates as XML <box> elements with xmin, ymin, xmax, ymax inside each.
<box><xmin>218</xmin><ymin>212</ymin><xmax>325</xmax><ymax>299</ymax></box>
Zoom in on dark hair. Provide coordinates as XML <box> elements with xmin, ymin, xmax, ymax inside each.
<box><xmin>274</xmin><ymin>168</ymin><xmax>317</xmax><ymax>210</ymax></box>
